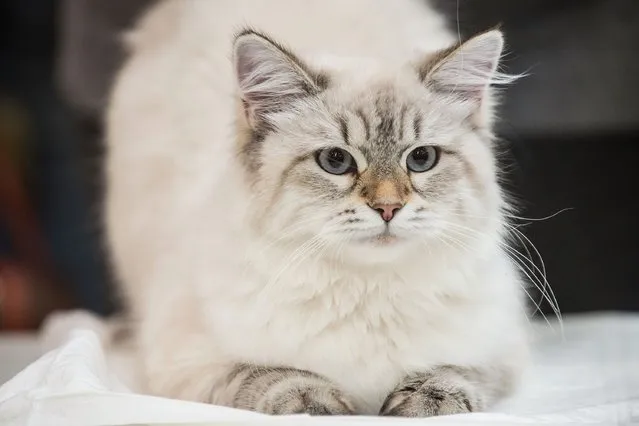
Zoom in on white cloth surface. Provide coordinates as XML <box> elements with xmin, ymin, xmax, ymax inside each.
<box><xmin>0</xmin><ymin>311</ymin><xmax>638</xmax><ymax>426</ymax></box>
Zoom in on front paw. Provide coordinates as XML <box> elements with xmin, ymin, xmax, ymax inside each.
<box><xmin>264</xmin><ymin>385</ymin><xmax>355</xmax><ymax>415</ymax></box>
<box><xmin>230</xmin><ymin>365</ymin><xmax>356</xmax><ymax>415</ymax></box>
<box><xmin>380</xmin><ymin>376</ymin><xmax>473</xmax><ymax>417</ymax></box>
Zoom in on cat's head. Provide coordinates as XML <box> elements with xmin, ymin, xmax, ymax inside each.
<box><xmin>233</xmin><ymin>29</ymin><xmax>516</xmax><ymax>263</ymax></box>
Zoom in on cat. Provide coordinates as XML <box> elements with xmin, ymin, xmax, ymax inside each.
<box><xmin>105</xmin><ymin>0</ymin><xmax>529</xmax><ymax>417</ymax></box>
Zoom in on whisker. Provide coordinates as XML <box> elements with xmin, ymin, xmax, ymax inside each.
<box><xmin>439</xmin><ymin>206</ymin><xmax>573</xmax><ymax>224</ymax></box>
<box><xmin>438</xmin><ymin>207</ymin><xmax>562</xmax><ymax>325</ymax></box>
<box><xmin>503</xmin><ymin>225</ymin><xmax>563</xmax><ymax>334</ymax></box>
<box><xmin>503</xmin><ymin>223</ymin><xmax>546</xmax><ymax>318</ymax></box>
<box><xmin>264</xmin><ymin>231</ymin><xmax>330</xmax><ymax>293</ymax></box>
<box><xmin>239</xmin><ymin>216</ymin><xmax>328</xmax><ymax>278</ymax></box>
<box><xmin>436</xmin><ymin>230</ymin><xmax>538</xmax><ymax>329</ymax></box>
<box><xmin>439</xmin><ymin>221</ymin><xmax>562</xmax><ymax>331</ymax></box>
<box><xmin>435</xmin><ymin>233</ymin><xmax>461</xmax><ymax>253</ymax></box>
<box><xmin>502</xmin><ymin>207</ymin><xmax>574</xmax><ymax>223</ymax></box>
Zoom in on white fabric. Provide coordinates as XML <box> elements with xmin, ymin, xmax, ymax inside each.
<box><xmin>1</xmin><ymin>312</ymin><xmax>638</xmax><ymax>426</ymax></box>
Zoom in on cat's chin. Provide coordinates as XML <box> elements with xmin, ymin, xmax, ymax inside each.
<box><xmin>350</xmin><ymin>227</ymin><xmax>431</xmax><ymax>248</ymax></box>
<box><xmin>331</xmin><ymin>232</ymin><xmax>418</xmax><ymax>265</ymax></box>
<box><xmin>339</xmin><ymin>243</ymin><xmax>415</xmax><ymax>266</ymax></box>
<box><xmin>357</xmin><ymin>233</ymin><xmax>402</xmax><ymax>247</ymax></box>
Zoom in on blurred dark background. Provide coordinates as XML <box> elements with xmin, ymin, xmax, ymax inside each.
<box><xmin>432</xmin><ymin>0</ymin><xmax>639</xmax><ymax>314</ymax></box>
<box><xmin>0</xmin><ymin>0</ymin><xmax>637</xmax><ymax>329</ymax></box>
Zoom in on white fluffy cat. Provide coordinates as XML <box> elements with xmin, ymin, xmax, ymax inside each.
<box><xmin>105</xmin><ymin>0</ymin><xmax>529</xmax><ymax>417</ymax></box>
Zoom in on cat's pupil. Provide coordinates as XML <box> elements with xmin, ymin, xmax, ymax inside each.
<box><xmin>328</xmin><ymin>149</ymin><xmax>345</xmax><ymax>166</ymax></box>
<box><xmin>412</xmin><ymin>147</ymin><xmax>429</xmax><ymax>164</ymax></box>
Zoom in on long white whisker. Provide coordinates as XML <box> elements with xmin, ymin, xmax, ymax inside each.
<box><xmin>264</xmin><ymin>231</ymin><xmax>328</xmax><ymax>293</ymax></box>
<box><xmin>436</xmin><ymin>230</ymin><xmax>537</xmax><ymax>329</ymax></box>
<box><xmin>503</xmin><ymin>223</ymin><xmax>547</xmax><ymax>318</ymax></box>
<box><xmin>439</xmin><ymin>206</ymin><xmax>573</xmax><ymax>223</ymax></box>
<box><xmin>438</xmin><ymin>207</ymin><xmax>563</xmax><ymax>327</ymax></box>
<box><xmin>502</xmin><ymin>208</ymin><xmax>575</xmax><ymax>223</ymax></box>
<box><xmin>440</xmin><ymin>221</ymin><xmax>562</xmax><ymax>331</ymax></box>
<box><xmin>239</xmin><ymin>216</ymin><xmax>328</xmax><ymax>280</ymax></box>
<box><xmin>504</xmin><ymin>223</ymin><xmax>562</xmax><ymax>327</ymax></box>
<box><xmin>435</xmin><ymin>233</ymin><xmax>462</xmax><ymax>253</ymax></box>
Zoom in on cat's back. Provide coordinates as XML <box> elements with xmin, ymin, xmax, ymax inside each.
<box><xmin>128</xmin><ymin>0</ymin><xmax>453</xmax><ymax>61</ymax></box>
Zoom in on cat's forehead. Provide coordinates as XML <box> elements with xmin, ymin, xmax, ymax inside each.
<box><xmin>353</xmin><ymin>86</ymin><xmax>418</xmax><ymax>145</ymax></box>
<box><xmin>327</xmin><ymin>84</ymin><xmax>450</xmax><ymax>158</ymax></box>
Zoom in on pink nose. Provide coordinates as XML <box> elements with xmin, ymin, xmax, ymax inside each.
<box><xmin>371</xmin><ymin>203</ymin><xmax>403</xmax><ymax>222</ymax></box>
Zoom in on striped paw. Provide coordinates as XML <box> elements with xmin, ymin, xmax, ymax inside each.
<box><xmin>264</xmin><ymin>384</ymin><xmax>355</xmax><ymax>415</ymax></box>
<box><xmin>380</xmin><ymin>372</ymin><xmax>474</xmax><ymax>417</ymax></box>
<box><xmin>229</xmin><ymin>365</ymin><xmax>355</xmax><ymax>415</ymax></box>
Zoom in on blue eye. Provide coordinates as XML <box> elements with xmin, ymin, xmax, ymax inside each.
<box><xmin>316</xmin><ymin>148</ymin><xmax>356</xmax><ymax>175</ymax></box>
<box><xmin>406</xmin><ymin>146</ymin><xmax>439</xmax><ymax>172</ymax></box>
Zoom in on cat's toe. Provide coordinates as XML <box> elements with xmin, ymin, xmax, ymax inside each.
<box><xmin>268</xmin><ymin>387</ymin><xmax>355</xmax><ymax>415</ymax></box>
<box><xmin>379</xmin><ymin>385</ymin><xmax>472</xmax><ymax>417</ymax></box>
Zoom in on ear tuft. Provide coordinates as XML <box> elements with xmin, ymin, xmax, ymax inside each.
<box><xmin>233</xmin><ymin>30</ymin><xmax>326</xmax><ymax>127</ymax></box>
<box><xmin>421</xmin><ymin>30</ymin><xmax>519</xmax><ymax>103</ymax></box>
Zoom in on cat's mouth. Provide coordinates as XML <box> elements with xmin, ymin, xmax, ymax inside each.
<box><xmin>358</xmin><ymin>228</ymin><xmax>400</xmax><ymax>246</ymax></box>
<box><xmin>373</xmin><ymin>234</ymin><xmax>399</xmax><ymax>245</ymax></box>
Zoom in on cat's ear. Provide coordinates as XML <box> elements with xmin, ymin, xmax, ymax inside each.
<box><xmin>233</xmin><ymin>29</ymin><xmax>327</xmax><ymax>127</ymax></box>
<box><xmin>419</xmin><ymin>30</ymin><xmax>514</xmax><ymax>105</ymax></box>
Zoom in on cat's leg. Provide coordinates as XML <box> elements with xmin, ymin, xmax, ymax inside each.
<box><xmin>137</xmin><ymin>319</ymin><xmax>355</xmax><ymax>415</ymax></box>
<box><xmin>379</xmin><ymin>365</ymin><xmax>516</xmax><ymax>417</ymax></box>
<box><xmin>221</xmin><ymin>364</ymin><xmax>355</xmax><ymax>415</ymax></box>
<box><xmin>132</xmin><ymin>286</ymin><xmax>355</xmax><ymax>415</ymax></box>
<box><xmin>140</xmin><ymin>335</ymin><xmax>355</xmax><ymax>414</ymax></box>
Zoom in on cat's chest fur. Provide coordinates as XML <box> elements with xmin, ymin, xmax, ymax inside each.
<box><xmin>202</xmin><ymin>250</ymin><xmax>514</xmax><ymax>412</ymax></box>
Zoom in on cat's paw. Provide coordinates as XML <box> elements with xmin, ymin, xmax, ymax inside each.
<box><xmin>379</xmin><ymin>378</ymin><xmax>473</xmax><ymax>417</ymax></box>
<box><xmin>230</xmin><ymin>365</ymin><xmax>356</xmax><ymax>415</ymax></box>
<box><xmin>264</xmin><ymin>385</ymin><xmax>355</xmax><ymax>415</ymax></box>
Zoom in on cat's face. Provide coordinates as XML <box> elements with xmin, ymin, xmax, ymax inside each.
<box><xmin>234</xmin><ymin>30</ymin><xmax>512</xmax><ymax>262</ymax></box>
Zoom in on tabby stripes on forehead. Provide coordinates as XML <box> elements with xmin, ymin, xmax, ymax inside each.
<box><xmin>399</xmin><ymin>104</ymin><xmax>408</xmax><ymax>140</ymax></box>
<box><xmin>338</xmin><ymin>114</ymin><xmax>350</xmax><ymax>145</ymax></box>
<box><xmin>413</xmin><ymin>115</ymin><xmax>422</xmax><ymax>141</ymax></box>
<box><xmin>355</xmin><ymin>89</ymin><xmax>422</xmax><ymax>147</ymax></box>
<box><xmin>356</xmin><ymin>108</ymin><xmax>370</xmax><ymax>142</ymax></box>
<box><xmin>374</xmin><ymin>96</ymin><xmax>396</xmax><ymax>143</ymax></box>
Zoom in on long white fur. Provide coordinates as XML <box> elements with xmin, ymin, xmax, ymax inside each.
<box><xmin>105</xmin><ymin>0</ymin><xmax>529</xmax><ymax>415</ymax></box>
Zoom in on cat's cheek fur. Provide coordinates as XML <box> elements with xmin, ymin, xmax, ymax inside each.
<box><xmin>106</xmin><ymin>0</ymin><xmax>528</xmax><ymax>417</ymax></box>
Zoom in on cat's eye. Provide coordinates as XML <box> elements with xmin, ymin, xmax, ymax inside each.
<box><xmin>316</xmin><ymin>148</ymin><xmax>356</xmax><ymax>175</ymax></box>
<box><xmin>406</xmin><ymin>146</ymin><xmax>439</xmax><ymax>173</ymax></box>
